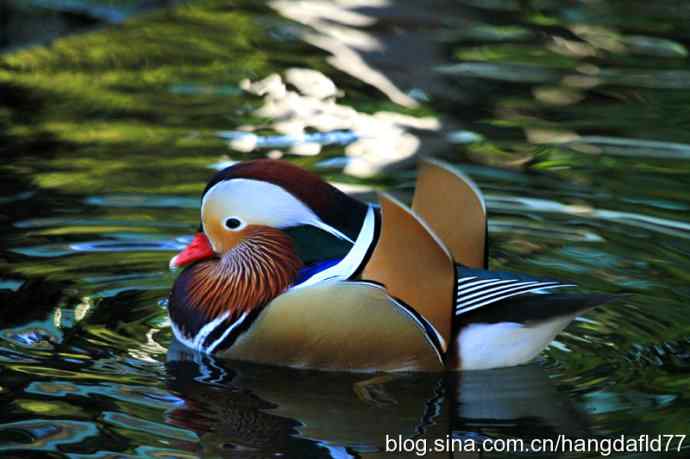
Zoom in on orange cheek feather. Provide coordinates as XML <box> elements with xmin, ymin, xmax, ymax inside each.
<box><xmin>185</xmin><ymin>225</ymin><xmax>303</xmax><ymax>320</ymax></box>
<box><xmin>169</xmin><ymin>232</ymin><xmax>214</xmax><ymax>269</ymax></box>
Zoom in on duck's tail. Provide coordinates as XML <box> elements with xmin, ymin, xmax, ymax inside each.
<box><xmin>450</xmin><ymin>263</ymin><xmax>620</xmax><ymax>370</ymax></box>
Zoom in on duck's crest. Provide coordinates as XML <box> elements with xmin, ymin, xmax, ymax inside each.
<box><xmin>203</xmin><ymin>159</ymin><xmax>369</xmax><ymax>241</ymax></box>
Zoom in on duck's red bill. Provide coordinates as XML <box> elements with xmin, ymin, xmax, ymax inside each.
<box><xmin>169</xmin><ymin>232</ymin><xmax>214</xmax><ymax>269</ymax></box>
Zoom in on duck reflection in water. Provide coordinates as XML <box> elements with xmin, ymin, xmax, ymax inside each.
<box><xmin>166</xmin><ymin>342</ymin><xmax>589</xmax><ymax>459</ymax></box>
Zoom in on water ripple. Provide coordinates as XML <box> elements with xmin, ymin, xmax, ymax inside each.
<box><xmin>0</xmin><ymin>420</ymin><xmax>98</xmax><ymax>452</ymax></box>
<box><xmin>488</xmin><ymin>196</ymin><xmax>690</xmax><ymax>238</ymax></box>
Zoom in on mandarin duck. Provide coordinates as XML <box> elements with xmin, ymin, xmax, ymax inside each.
<box><xmin>168</xmin><ymin>158</ymin><xmax>612</xmax><ymax>371</ymax></box>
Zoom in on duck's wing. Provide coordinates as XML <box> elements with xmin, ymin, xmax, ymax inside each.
<box><xmin>458</xmin><ymin>290</ymin><xmax>617</xmax><ymax>323</ymax></box>
<box><xmin>455</xmin><ymin>265</ymin><xmax>577</xmax><ymax>316</ymax></box>
<box><xmin>452</xmin><ymin>267</ymin><xmax>617</xmax><ymax>370</ymax></box>
<box><xmin>412</xmin><ymin>158</ymin><xmax>487</xmax><ymax>269</ymax></box>
<box><xmin>218</xmin><ymin>280</ymin><xmax>445</xmax><ymax>372</ymax></box>
<box><xmin>361</xmin><ymin>193</ymin><xmax>455</xmax><ymax>352</ymax></box>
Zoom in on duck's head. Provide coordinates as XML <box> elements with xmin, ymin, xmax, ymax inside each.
<box><xmin>169</xmin><ymin>159</ymin><xmax>369</xmax><ymax>329</ymax></box>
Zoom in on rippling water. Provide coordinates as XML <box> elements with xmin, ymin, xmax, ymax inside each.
<box><xmin>1</xmin><ymin>0</ymin><xmax>690</xmax><ymax>457</ymax></box>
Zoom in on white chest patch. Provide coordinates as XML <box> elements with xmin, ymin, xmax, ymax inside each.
<box><xmin>171</xmin><ymin>311</ymin><xmax>253</xmax><ymax>354</ymax></box>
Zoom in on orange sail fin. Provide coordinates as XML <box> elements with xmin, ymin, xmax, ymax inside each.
<box><xmin>361</xmin><ymin>193</ymin><xmax>455</xmax><ymax>351</ymax></box>
<box><xmin>412</xmin><ymin>158</ymin><xmax>487</xmax><ymax>268</ymax></box>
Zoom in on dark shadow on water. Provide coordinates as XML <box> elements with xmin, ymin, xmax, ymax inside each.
<box><xmin>0</xmin><ymin>1</ymin><xmax>185</xmax><ymax>52</ymax></box>
<box><xmin>166</xmin><ymin>341</ymin><xmax>591</xmax><ymax>458</ymax></box>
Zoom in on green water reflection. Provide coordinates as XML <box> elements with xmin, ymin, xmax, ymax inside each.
<box><xmin>1</xmin><ymin>0</ymin><xmax>689</xmax><ymax>457</ymax></box>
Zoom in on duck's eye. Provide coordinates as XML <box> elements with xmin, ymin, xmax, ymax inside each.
<box><xmin>224</xmin><ymin>217</ymin><xmax>243</xmax><ymax>230</ymax></box>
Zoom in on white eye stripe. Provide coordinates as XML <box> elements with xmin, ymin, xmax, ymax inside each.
<box><xmin>202</xmin><ymin>178</ymin><xmax>352</xmax><ymax>242</ymax></box>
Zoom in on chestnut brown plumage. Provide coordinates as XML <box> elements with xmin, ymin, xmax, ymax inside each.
<box><xmin>185</xmin><ymin>225</ymin><xmax>302</xmax><ymax>322</ymax></box>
